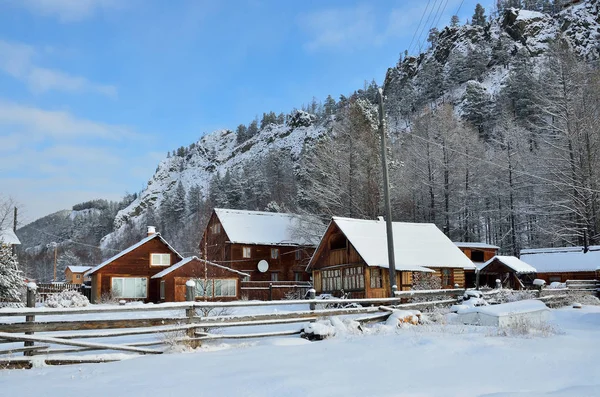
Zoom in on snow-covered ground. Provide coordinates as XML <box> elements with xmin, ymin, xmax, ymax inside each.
<box><xmin>1</xmin><ymin>304</ymin><xmax>599</xmax><ymax>396</ymax></box>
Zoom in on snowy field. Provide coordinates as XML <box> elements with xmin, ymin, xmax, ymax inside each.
<box><xmin>1</xmin><ymin>304</ymin><xmax>599</xmax><ymax>397</ymax></box>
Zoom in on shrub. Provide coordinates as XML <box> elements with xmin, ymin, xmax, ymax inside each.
<box><xmin>45</xmin><ymin>290</ymin><xmax>89</xmax><ymax>308</ymax></box>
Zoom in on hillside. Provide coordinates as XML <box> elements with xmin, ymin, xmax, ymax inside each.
<box><xmin>17</xmin><ymin>0</ymin><xmax>600</xmax><ymax>277</ymax></box>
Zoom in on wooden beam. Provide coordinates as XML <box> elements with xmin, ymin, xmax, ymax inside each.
<box><xmin>0</xmin><ymin>332</ymin><xmax>162</xmax><ymax>355</ymax></box>
<box><xmin>0</xmin><ymin>317</ymin><xmax>186</xmax><ymax>333</ymax></box>
<box><xmin>0</xmin><ymin>345</ymin><xmax>49</xmax><ymax>355</ymax></box>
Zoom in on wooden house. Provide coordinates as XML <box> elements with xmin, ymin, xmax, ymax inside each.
<box><xmin>200</xmin><ymin>209</ymin><xmax>323</xmax><ymax>299</ymax></box>
<box><xmin>151</xmin><ymin>256</ymin><xmax>249</xmax><ymax>302</ymax></box>
<box><xmin>454</xmin><ymin>242</ymin><xmax>499</xmax><ymax>288</ymax></box>
<box><xmin>307</xmin><ymin>217</ymin><xmax>474</xmax><ymax>298</ymax></box>
<box><xmin>85</xmin><ymin>227</ymin><xmax>183</xmax><ymax>303</ymax></box>
<box><xmin>65</xmin><ymin>266</ymin><xmax>92</xmax><ymax>284</ymax></box>
<box><xmin>520</xmin><ymin>246</ymin><xmax>600</xmax><ymax>283</ymax></box>
<box><xmin>477</xmin><ymin>256</ymin><xmax>537</xmax><ymax>289</ymax></box>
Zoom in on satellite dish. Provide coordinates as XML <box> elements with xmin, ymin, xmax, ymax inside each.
<box><xmin>257</xmin><ymin>260</ymin><xmax>269</xmax><ymax>273</ymax></box>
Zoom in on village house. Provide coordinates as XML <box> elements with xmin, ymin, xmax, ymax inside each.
<box><xmin>200</xmin><ymin>208</ymin><xmax>322</xmax><ymax>299</ymax></box>
<box><xmin>0</xmin><ymin>228</ymin><xmax>20</xmax><ymax>247</ymax></box>
<box><xmin>307</xmin><ymin>217</ymin><xmax>474</xmax><ymax>298</ymax></box>
<box><xmin>151</xmin><ymin>256</ymin><xmax>249</xmax><ymax>302</ymax></box>
<box><xmin>520</xmin><ymin>246</ymin><xmax>600</xmax><ymax>283</ymax></box>
<box><xmin>85</xmin><ymin>227</ymin><xmax>183</xmax><ymax>303</ymax></box>
<box><xmin>454</xmin><ymin>242</ymin><xmax>500</xmax><ymax>288</ymax></box>
<box><xmin>65</xmin><ymin>266</ymin><xmax>92</xmax><ymax>284</ymax></box>
<box><xmin>477</xmin><ymin>256</ymin><xmax>537</xmax><ymax>290</ymax></box>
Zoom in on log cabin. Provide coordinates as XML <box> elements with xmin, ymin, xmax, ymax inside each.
<box><xmin>199</xmin><ymin>209</ymin><xmax>323</xmax><ymax>300</ymax></box>
<box><xmin>152</xmin><ymin>256</ymin><xmax>249</xmax><ymax>302</ymax></box>
<box><xmin>85</xmin><ymin>227</ymin><xmax>183</xmax><ymax>303</ymax></box>
<box><xmin>477</xmin><ymin>256</ymin><xmax>537</xmax><ymax>290</ymax></box>
<box><xmin>454</xmin><ymin>242</ymin><xmax>499</xmax><ymax>288</ymax></box>
<box><xmin>65</xmin><ymin>266</ymin><xmax>91</xmax><ymax>285</ymax></box>
<box><xmin>520</xmin><ymin>246</ymin><xmax>600</xmax><ymax>283</ymax></box>
<box><xmin>307</xmin><ymin>217</ymin><xmax>474</xmax><ymax>298</ymax></box>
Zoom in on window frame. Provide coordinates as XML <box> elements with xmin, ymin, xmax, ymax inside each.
<box><xmin>210</xmin><ymin>223</ymin><xmax>221</xmax><ymax>234</ymax></box>
<box><xmin>271</xmin><ymin>248</ymin><xmax>279</xmax><ymax>259</ymax></box>
<box><xmin>195</xmin><ymin>278</ymin><xmax>237</xmax><ymax>298</ymax></box>
<box><xmin>471</xmin><ymin>250</ymin><xmax>485</xmax><ymax>262</ymax></box>
<box><xmin>75</xmin><ymin>274</ymin><xmax>81</xmax><ymax>279</ymax></box>
<box><xmin>160</xmin><ymin>280</ymin><xmax>165</xmax><ymax>300</ymax></box>
<box><xmin>321</xmin><ymin>269</ymin><xmax>342</xmax><ymax>292</ymax></box>
<box><xmin>270</xmin><ymin>272</ymin><xmax>279</xmax><ymax>282</ymax></box>
<box><xmin>242</xmin><ymin>246</ymin><xmax>251</xmax><ymax>258</ymax></box>
<box><xmin>111</xmin><ymin>277</ymin><xmax>148</xmax><ymax>299</ymax></box>
<box><xmin>150</xmin><ymin>253</ymin><xmax>171</xmax><ymax>266</ymax></box>
<box><xmin>441</xmin><ymin>268</ymin><xmax>453</xmax><ymax>287</ymax></box>
<box><xmin>370</xmin><ymin>268</ymin><xmax>383</xmax><ymax>289</ymax></box>
<box><xmin>343</xmin><ymin>266</ymin><xmax>364</xmax><ymax>291</ymax></box>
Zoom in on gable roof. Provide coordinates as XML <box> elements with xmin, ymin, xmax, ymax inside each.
<box><xmin>310</xmin><ymin>217</ymin><xmax>473</xmax><ymax>272</ymax></box>
<box><xmin>454</xmin><ymin>242</ymin><xmax>500</xmax><ymax>250</ymax></box>
<box><xmin>151</xmin><ymin>256</ymin><xmax>250</xmax><ymax>279</ymax></box>
<box><xmin>520</xmin><ymin>246</ymin><xmax>600</xmax><ymax>272</ymax></box>
<box><xmin>479</xmin><ymin>255</ymin><xmax>536</xmax><ymax>274</ymax></box>
<box><xmin>66</xmin><ymin>266</ymin><xmax>92</xmax><ymax>273</ymax></box>
<box><xmin>0</xmin><ymin>228</ymin><xmax>20</xmax><ymax>245</ymax></box>
<box><xmin>213</xmin><ymin>208</ymin><xmax>324</xmax><ymax>247</ymax></box>
<box><xmin>85</xmin><ymin>233</ymin><xmax>183</xmax><ymax>276</ymax></box>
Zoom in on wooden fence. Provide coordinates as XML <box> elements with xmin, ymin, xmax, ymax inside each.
<box><xmin>35</xmin><ymin>283</ymin><xmax>81</xmax><ymax>303</ymax></box>
<box><xmin>0</xmin><ymin>284</ymin><xmax>595</xmax><ymax>369</ymax></box>
<box><xmin>240</xmin><ymin>281</ymin><xmax>312</xmax><ymax>301</ymax></box>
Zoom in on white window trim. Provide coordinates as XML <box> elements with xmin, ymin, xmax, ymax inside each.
<box><xmin>111</xmin><ymin>277</ymin><xmax>148</xmax><ymax>299</ymax></box>
<box><xmin>271</xmin><ymin>248</ymin><xmax>279</xmax><ymax>259</ymax></box>
<box><xmin>242</xmin><ymin>246</ymin><xmax>251</xmax><ymax>258</ymax></box>
<box><xmin>195</xmin><ymin>279</ymin><xmax>237</xmax><ymax>298</ymax></box>
<box><xmin>151</xmin><ymin>253</ymin><xmax>171</xmax><ymax>266</ymax></box>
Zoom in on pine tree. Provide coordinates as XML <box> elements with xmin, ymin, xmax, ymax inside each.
<box><xmin>462</xmin><ymin>81</ymin><xmax>492</xmax><ymax>140</ymax></box>
<box><xmin>172</xmin><ymin>181</ymin><xmax>187</xmax><ymax>224</ymax></box>
<box><xmin>450</xmin><ymin>15</ymin><xmax>460</xmax><ymax>27</ymax></box>
<box><xmin>0</xmin><ymin>245</ymin><xmax>23</xmax><ymax>303</ymax></box>
<box><xmin>472</xmin><ymin>4</ymin><xmax>487</xmax><ymax>26</ymax></box>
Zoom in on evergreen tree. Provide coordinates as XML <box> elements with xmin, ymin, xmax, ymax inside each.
<box><xmin>323</xmin><ymin>95</ymin><xmax>337</xmax><ymax>118</ymax></box>
<box><xmin>0</xmin><ymin>245</ymin><xmax>23</xmax><ymax>303</ymax></box>
<box><xmin>172</xmin><ymin>181</ymin><xmax>187</xmax><ymax>224</ymax></box>
<box><xmin>472</xmin><ymin>4</ymin><xmax>487</xmax><ymax>26</ymax></box>
<box><xmin>187</xmin><ymin>184</ymin><xmax>202</xmax><ymax>216</ymax></box>
<box><xmin>236</xmin><ymin>124</ymin><xmax>248</xmax><ymax>144</ymax></box>
<box><xmin>462</xmin><ymin>81</ymin><xmax>493</xmax><ymax>140</ymax></box>
<box><xmin>450</xmin><ymin>15</ymin><xmax>460</xmax><ymax>27</ymax></box>
<box><xmin>247</xmin><ymin>119</ymin><xmax>259</xmax><ymax>138</ymax></box>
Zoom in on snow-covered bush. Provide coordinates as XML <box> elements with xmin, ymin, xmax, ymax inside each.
<box><xmin>45</xmin><ymin>290</ymin><xmax>89</xmax><ymax>308</ymax></box>
<box><xmin>568</xmin><ymin>293</ymin><xmax>600</xmax><ymax>306</ymax></box>
<box><xmin>491</xmin><ymin>317</ymin><xmax>561</xmax><ymax>338</ymax></box>
<box><xmin>0</xmin><ymin>245</ymin><xmax>24</xmax><ymax>305</ymax></box>
<box><xmin>487</xmin><ymin>289</ymin><xmax>536</xmax><ymax>304</ymax></box>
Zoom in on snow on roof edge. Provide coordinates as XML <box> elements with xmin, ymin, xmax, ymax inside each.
<box><xmin>151</xmin><ymin>256</ymin><xmax>250</xmax><ymax>279</ymax></box>
<box><xmin>479</xmin><ymin>255</ymin><xmax>537</xmax><ymax>274</ymax></box>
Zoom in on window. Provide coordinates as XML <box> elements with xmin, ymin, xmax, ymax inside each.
<box><xmin>294</xmin><ymin>272</ymin><xmax>303</xmax><ymax>282</ymax></box>
<box><xmin>322</xmin><ymin>269</ymin><xmax>341</xmax><ymax>292</ymax></box>
<box><xmin>295</xmin><ymin>250</ymin><xmax>301</xmax><ymax>260</ymax></box>
<box><xmin>471</xmin><ymin>250</ymin><xmax>484</xmax><ymax>262</ymax></box>
<box><xmin>271</xmin><ymin>248</ymin><xmax>279</xmax><ymax>259</ymax></box>
<box><xmin>75</xmin><ymin>274</ymin><xmax>81</xmax><ymax>279</ymax></box>
<box><xmin>151</xmin><ymin>253</ymin><xmax>170</xmax><ymax>266</ymax></box>
<box><xmin>242</xmin><ymin>246</ymin><xmax>251</xmax><ymax>258</ymax></box>
<box><xmin>441</xmin><ymin>269</ymin><xmax>452</xmax><ymax>286</ymax></box>
<box><xmin>210</xmin><ymin>223</ymin><xmax>221</xmax><ymax>234</ymax></box>
<box><xmin>271</xmin><ymin>272</ymin><xmax>279</xmax><ymax>282</ymax></box>
<box><xmin>160</xmin><ymin>280</ymin><xmax>165</xmax><ymax>300</ymax></box>
<box><xmin>370</xmin><ymin>268</ymin><xmax>383</xmax><ymax>289</ymax></box>
<box><xmin>343</xmin><ymin>266</ymin><xmax>364</xmax><ymax>290</ymax></box>
<box><xmin>111</xmin><ymin>277</ymin><xmax>147</xmax><ymax>298</ymax></box>
<box><xmin>549</xmin><ymin>276</ymin><xmax>561</xmax><ymax>283</ymax></box>
<box><xmin>242</xmin><ymin>275</ymin><xmax>250</xmax><ymax>282</ymax></box>
<box><xmin>195</xmin><ymin>279</ymin><xmax>236</xmax><ymax>297</ymax></box>
<box><xmin>329</xmin><ymin>233</ymin><xmax>346</xmax><ymax>250</ymax></box>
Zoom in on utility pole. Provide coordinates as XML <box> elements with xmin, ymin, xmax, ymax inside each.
<box><xmin>53</xmin><ymin>244</ymin><xmax>57</xmax><ymax>282</ymax></box>
<box><xmin>12</xmin><ymin>207</ymin><xmax>17</xmax><ymax>255</ymax></box>
<box><xmin>378</xmin><ymin>89</ymin><xmax>397</xmax><ymax>297</ymax></box>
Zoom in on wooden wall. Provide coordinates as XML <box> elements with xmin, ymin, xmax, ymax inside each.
<box><xmin>65</xmin><ymin>269</ymin><xmax>85</xmax><ymax>284</ymax></box>
<box><xmin>158</xmin><ymin>258</ymin><xmax>243</xmax><ymax>302</ymax></box>
<box><xmin>457</xmin><ymin>247</ymin><xmax>497</xmax><ymax>262</ymax></box>
<box><xmin>91</xmin><ymin>236</ymin><xmax>178</xmax><ymax>303</ymax></box>
<box><xmin>430</xmin><ymin>268</ymin><xmax>465</xmax><ymax>288</ymax></box>
<box><xmin>535</xmin><ymin>271</ymin><xmax>598</xmax><ymax>283</ymax></box>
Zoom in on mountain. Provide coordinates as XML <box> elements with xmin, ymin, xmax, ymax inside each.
<box><xmin>17</xmin><ymin>0</ymin><xmax>600</xmax><ymax>279</ymax></box>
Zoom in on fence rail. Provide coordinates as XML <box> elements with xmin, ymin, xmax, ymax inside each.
<box><xmin>0</xmin><ymin>284</ymin><xmax>594</xmax><ymax>369</ymax></box>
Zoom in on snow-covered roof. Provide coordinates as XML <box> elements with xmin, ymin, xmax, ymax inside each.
<box><xmin>317</xmin><ymin>217</ymin><xmax>473</xmax><ymax>272</ymax></box>
<box><xmin>0</xmin><ymin>228</ymin><xmax>20</xmax><ymax>245</ymax></box>
<box><xmin>66</xmin><ymin>266</ymin><xmax>92</xmax><ymax>273</ymax></box>
<box><xmin>520</xmin><ymin>246</ymin><xmax>600</xmax><ymax>272</ymax></box>
<box><xmin>86</xmin><ymin>233</ymin><xmax>183</xmax><ymax>276</ymax></box>
<box><xmin>479</xmin><ymin>256</ymin><xmax>537</xmax><ymax>274</ymax></box>
<box><xmin>151</xmin><ymin>256</ymin><xmax>250</xmax><ymax>279</ymax></box>
<box><xmin>214</xmin><ymin>208</ymin><xmax>323</xmax><ymax>247</ymax></box>
<box><xmin>453</xmin><ymin>242</ymin><xmax>500</xmax><ymax>250</ymax></box>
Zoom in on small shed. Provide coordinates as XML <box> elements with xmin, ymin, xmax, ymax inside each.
<box><xmin>454</xmin><ymin>242</ymin><xmax>500</xmax><ymax>288</ymax></box>
<box><xmin>65</xmin><ymin>266</ymin><xmax>92</xmax><ymax>284</ymax></box>
<box><xmin>455</xmin><ymin>300</ymin><xmax>550</xmax><ymax>327</ymax></box>
<box><xmin>151</xmin><ymin>256</ymin><xmax>249</xmax><ymax>302</ymax></box>
<box><xmin>477</xmin><ymin>255</ymin><xmax>537</xmax><ymax>290</ymax></box>
<box><xmin>520</xmin><ymin>246</ymin><xmax>600</xmax><ymax>283</ymax></box>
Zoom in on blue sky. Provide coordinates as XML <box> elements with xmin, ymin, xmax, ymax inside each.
<box><xmin>0</xmin><ymin>0</ymin><xmax>495</xmax><ymax>224</ymax></box>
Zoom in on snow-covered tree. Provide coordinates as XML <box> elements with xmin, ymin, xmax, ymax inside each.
<box><xmin>0</xmin><ymin>245</ymin><xmax>23</xmax><ymax>303</ymax></box>
<box><xmin>472</xmin><ymin>4</ymin><xmax>487</xmax><ymax>26</ymax></box>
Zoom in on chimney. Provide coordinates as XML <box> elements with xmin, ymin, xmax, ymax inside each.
<box><xmin>147</xmin><ymin>226</ymin><xmax>157</xmax><ymax>236</ymax></box>
<box><xmin>377</xmin><ymin>216</ymin><xmax>384</xmax><ymax>221</ymax></box>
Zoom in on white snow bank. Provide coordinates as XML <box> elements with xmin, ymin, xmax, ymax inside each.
<box><xmin>516</xmin><ymin>9</ymin><xmax>545</xmax><ymax>21</ymax></box>
<box><xmin>455</xmin><ymin>300</ymin><xmax>550</xmax><ymax>327</ymax></box>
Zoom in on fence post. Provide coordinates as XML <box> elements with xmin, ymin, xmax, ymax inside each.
<box><xmin>269</xmin><ymin>283</ymin><xmax>273</xmax><ymax>301</ymax></box>
<box><xmin>184</xmin><ymin>280</ymin><xmax>199</xmax><ymax>348</ymax></box>
<box><xmin>308</xmin><ymin>288</ymin><xmax>316</xmax><ymax>311</ymax></box>
<box><xmin>24</xmin><ymin>282</ymin><xmax>37</xmax><ymax>356</ymax></box>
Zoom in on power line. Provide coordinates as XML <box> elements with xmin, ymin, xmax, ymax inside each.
<box><xmin>414</xmin><ymin>0</ymin><xmax>443</xmax><ymax>53</ymax></box>
<box><xmin>411</xmin><ymin>0</ymin><xmax>440</xmax><ymax>55</ymax></box>
<box><xmin>22</xmin><ymin>225</ymin><xmax>122</xmax><ymax>252</ymax></box>
<box><xmin>432</xmin><ymin>0</ymin><xmax>451</xmax><ymax>30</ymax></box>
<box><xmin>407</xmin><ymin>0</ymin><xmax>432</xmax><ymax>57</ymax></box>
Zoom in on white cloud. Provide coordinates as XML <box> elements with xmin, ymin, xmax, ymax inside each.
<box><xmin>14</xmin><ymin>0</ymin><xmax>122</xmax><ymax>22</ymax></box>
<box><xmin>0</xmin><ymin>39</ymin><xmax>117</xmax><ymax>97</ymax></box>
